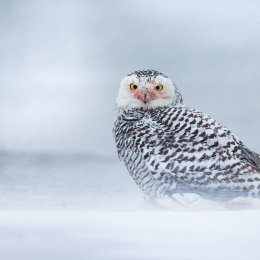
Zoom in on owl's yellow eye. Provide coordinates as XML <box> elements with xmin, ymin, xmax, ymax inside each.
<box><xmin>130</xmin><ymin>83</ymin><xmax>138</xmax><ymax>90</ymax></box>
<box><xmin>154</xmin><ymin>84</ymin><xmax>163</xmax><ymax>91</ymax></box>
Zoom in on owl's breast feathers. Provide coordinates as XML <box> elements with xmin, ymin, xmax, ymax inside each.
<box><xmin>113</xmin><ymin>106</ymin><xmax>260</xmax><ymax>199</ymax></box>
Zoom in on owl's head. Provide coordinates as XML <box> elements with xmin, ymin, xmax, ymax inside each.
<box><xmin>116</xmin><ymin>70</ymin><xmax>183</xmax><ymax>109</ymax></box>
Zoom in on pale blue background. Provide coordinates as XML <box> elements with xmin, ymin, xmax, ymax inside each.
<box><xmin>1</xmin><ymin>0</ymin><xmax>259</xmax><ymax>156</ymax></box>
<box><xmin>0</xmin><ymin>0</ymin><xmax>259</xmax><ymax>210</ymax></box>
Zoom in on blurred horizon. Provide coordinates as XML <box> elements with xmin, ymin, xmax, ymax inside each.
<box><xmin>0</xmin><ymin>0</ymin><xmax>260</xmax><ymax>157</ymax></box>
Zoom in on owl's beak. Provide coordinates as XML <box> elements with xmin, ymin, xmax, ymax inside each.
<box><xmin>140</xmin><ymin>86</ymin><xmax>151</xmax><ymax>104</ymax></box>
<box><xmin>143</xmin><ymin>93</ymin><xmax>149</xmax><ymax>104</ymax></box>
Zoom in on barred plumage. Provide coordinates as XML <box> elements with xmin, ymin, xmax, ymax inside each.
<box><xmin>113</xmin><ymin>70</ymin><xmax>260</xmax><ymax>201</ymax></box>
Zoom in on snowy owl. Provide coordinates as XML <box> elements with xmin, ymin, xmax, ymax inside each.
<box><xmin>113</xmin><ymin>69</ymin><xmax>260</xmax><ymax>201</ymax></box>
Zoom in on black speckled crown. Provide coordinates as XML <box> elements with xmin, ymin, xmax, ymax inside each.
<box><xmin>127</xmin><ymin>70</ymin><xmax>168</xmax><ymax>81</ymax></box>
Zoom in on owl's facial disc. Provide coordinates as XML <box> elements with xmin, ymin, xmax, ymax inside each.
<box><xmin>116</xmin><ymin>74</ymin><xmax>176</xmax><ymax>109</ymax></box>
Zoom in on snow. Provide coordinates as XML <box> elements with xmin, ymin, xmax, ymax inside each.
<box><xmin>1</xmin><ymin>153</ymin><xmax>260</xmax><ymax>259</ymax></box>
<box><xmin>0</xmin><ymin>152</ymin><xmax>143</xmax><ymax>210</ymax></box>
<box><xmin>1</xmin><ymin>210</ymin><xmax>260</xmax><ymax>260</ymax></box>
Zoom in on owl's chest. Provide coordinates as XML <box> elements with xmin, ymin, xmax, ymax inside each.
<box><xmin>116</xmin><ymin>116</ymin><xmax>167</xmax><ymax>153</ymax></box>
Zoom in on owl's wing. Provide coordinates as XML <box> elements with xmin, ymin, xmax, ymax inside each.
<box><xmin>141</xmin><ymin>106</ymin><xmax>260</xmax><ymax>193</ymax></box>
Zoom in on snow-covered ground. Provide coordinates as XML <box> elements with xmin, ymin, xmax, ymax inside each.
<box><xmin>0</xmin><ymin>152</ymin><xmax>142</xmax><ymax>211</ymax></box>
<box><xmin>1</xmin><ymin>153</ymin><xmax>260</xmax><ymax>260</ymax></box>
<box><xmin>1</xmin><ymin>210</ymin><xmax>260</xmax><ymax>260</ymax></box>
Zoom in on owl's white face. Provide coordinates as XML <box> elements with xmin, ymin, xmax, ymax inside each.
<box><xmin>116</xmin><ymin>73</ymin><xmax>176</xmax><ymax>109</ymax></box>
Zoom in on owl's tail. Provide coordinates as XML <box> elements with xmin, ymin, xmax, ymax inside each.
<box><xmin>240</xmin><ymin>145</ymin><xmax>260</xmax><ymax>170</ymax></box>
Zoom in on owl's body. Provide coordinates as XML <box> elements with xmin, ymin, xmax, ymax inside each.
<box><xmin>113</xmin><ymin>70</ymin><xmax>260</xmax><ymax>201</ymax></box>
